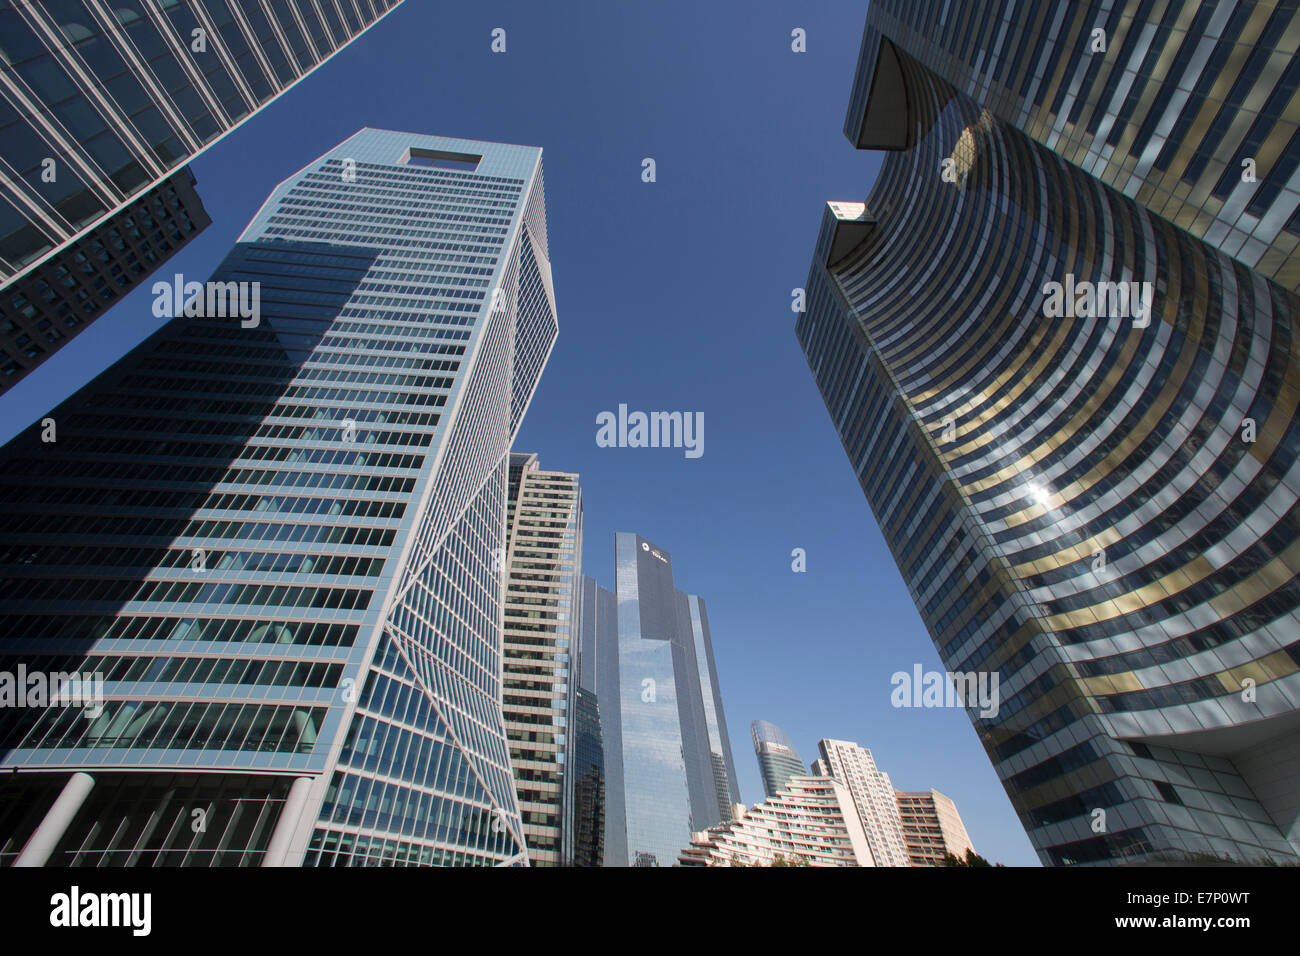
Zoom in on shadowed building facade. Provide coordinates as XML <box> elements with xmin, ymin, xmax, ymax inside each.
<box><xmin>0</xmin><ymin>0</ymin><xmax>402</xmax><ymax>390</ymax></box>
<box><xmin>1</xmin><ymin>167</ymin><xmax>210</xmax><ymax>388</ymax></box>
<box><xmin>570</xmin><ymin>686</ymin><xmax>604</xmax><ymax>867</ymax></box>
<box><xmin>799</xmin><ymin>3</ymin><xmax>1300</xmax><ymax>865</ymax></box>
<box><xmin>0</xmin><ymin>129</ymin><xmax>557</xmax><ymax>867</ymax></box>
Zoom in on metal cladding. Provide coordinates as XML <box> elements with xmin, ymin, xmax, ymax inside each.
<box><xmin>801</xmin><ymin>5</ymin><xmax>1300</xmax><ymax>866</ymax></box>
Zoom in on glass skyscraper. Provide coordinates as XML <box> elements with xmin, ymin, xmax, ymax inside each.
<box><xmin>502</xmin><ymin>453</ymin><xmax>581</xmax><ymax>865</ymax></box>
<box><xmin>570</xmin><ymin>686</ymin><xmax>604</xmax><ymax>867</ymax></box>
<box><xmin>751</xmin><ymin>719</ymin><xmax>806</xmax><ymax>798</ymax></box>
<box><xmin>0</xmin><ymin>128</ymin><xmax>557</xmax><ymax>867</ymax></box>
<box><xmin>591</xmin><ymin>532</ymin><xmax>741</xmax><ymax>866</ymax></box>
<box><xmin>0</xmin><ymin>0</ymin><xmax>402</xmax><ymax>388</ymax></box>
<box><xmin>578</xmin><ymin>572</ymin><xmax>617</xmax><ymax>866</ymax></box>
<box><xmin>800</xmin><ymin>2</ymin><xmax>1300</xmax><ymax>865</ymax></box>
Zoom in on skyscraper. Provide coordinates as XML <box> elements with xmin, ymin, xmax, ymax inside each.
<box><xmin>591</xmin><ymin>532</ymin><xmax>741</xmax><ymax>866</ymax></box>
<box><xmin>502</xmin><ymin>453</ymin><xmax>582</xmax><ymax>865</ymax></box>
<box><xmin>799</xmin><ymin>3</ymin><xmax>1300</xmax><ymax>865</ymax></box>
<box><xmin>751</xmin><ymin>719</ymin><xmax>806</xmax><ymax>798</ymax></box>
<box><xmin>1</xmin><ymin>168</ymin><xmax>211</xmax><ymax>389</ymax></box>
<box><xmin>0</xmin><ymin>128</ymin><xmax>557</xmax><ymax>867</ymax></box>
<box><xmin>0</xmin><ymin>0</ymin><xmax>402</xmax><ymax>388</ymax></box>
<box><xmin>570</xmin><ymin>686</ymin><xmax>605</xmax><ymax>867</ymax></box>
<box><xmin>815</xmin><ymin>739</ymin><xmax>911</xmax><ymax>867</ymax></box>
<box><xmin>578</xmin><ymin>573</ymin><xmax>616</xmax><ymax>866</ymax></box>
<box><xmin>678</xmin><ymin>776</ymin><xmax>875</xmax><ymax>867</ymax></box>
<box><xmin>895</xmin><ymin>788</ymin><xmax>976</xmax><ymax>867</ymax></box>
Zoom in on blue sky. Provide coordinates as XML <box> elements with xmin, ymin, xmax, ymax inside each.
<box><xmin>0</xmin><ymin>1</ymin><xmax>1040</xmax><ymax>865</ymax></box>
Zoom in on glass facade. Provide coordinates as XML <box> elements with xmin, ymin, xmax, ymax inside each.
<box><xmin>751</xmin><ymin>719</ymin><xmax>807</xmax><ymax>799</ymax></box>
<box><xmin>593</xmin><ymin>532</ymin><xmax>740</xmax><ymax>866</ymax></box>
<box><xmin>800</xmin><ymin>4</ymin><xmax>1300</xmax><ymax>865</ymax></box>
<box><xmin>579</xmin><ymin>572</ymin><xmax>620</xmax><ymax>867</ymax></box>
<box><xmin>689</xmin><ymin>591</ymin><xmax>742</xmax><ymax>819</ymax></box>
<box><xmin>854</xmin><ymin>0</ymin><xmax>1300</xmax><ymax>294</ymax></box>
<box><xmin>570</xmin><ymin>686</ymin><xmax>604</xmax><ymax>867</ymax></box>
<box><xmin>0</xmin><ymin>129</ymin><xmax>557</xmax><ymax>867</ymax></box>
<box><xmin>0</xmin><ymin>0</ymin><xmax>402</xmax><ymax>382</ymax></box>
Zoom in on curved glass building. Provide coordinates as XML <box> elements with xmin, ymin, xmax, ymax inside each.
<box><xmin>751</xmin><ymin>719</ymin><xmax>806</xmax><ymax>799</ymax></box>
<box><xmin>800</xmin><ymin>3</ymin><xmax>1300</xmax><ymax>865</ymax></box>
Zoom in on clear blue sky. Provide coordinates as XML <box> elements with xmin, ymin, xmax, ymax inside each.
<box><xmin>0</xmin><ymin>1</ymin><xmax>1039</xmax><ymax>865</ymax></box>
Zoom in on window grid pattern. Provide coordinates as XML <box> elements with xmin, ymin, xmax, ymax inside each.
<box><xmin>800</xmin><ymin>21</ymin><xmax>1300</xmax><ymax>865</ymax></box>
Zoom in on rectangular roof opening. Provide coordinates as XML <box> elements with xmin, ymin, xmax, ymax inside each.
<box><xmin>403</xmin><ymin>147</ymin><xmax>481</xmax><ymax>171</ymax></box>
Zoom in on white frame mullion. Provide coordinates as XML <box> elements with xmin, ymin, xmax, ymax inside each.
<box><xmin>259</xmin><ymin>0</ymin><xmax>307</xmax><ymax>79</ymax></box>
<box><xmin>138</xmin><ymin>0</ymin><xmax>233</xmax><ymax>130</ymax></box>
<box><xmin>307</xmin><ymin>0</ymin><xmax>340</xmax><ymax>51</ymax></box>
<box><xmin>187</xmin><ymin>0</ymin><xmax>261</xmax><ymax>112</ymax></box>
<box><xmin>14</xmin><ymin>1</ymin><xmax>162</xmax><ymax>189</ymax></box>
<box><xmin>81</xmin><ymin>0</ymin><xmax>204</xmax><ymax>156</ymax></box>
<box><xmin>224</xmin><ymin>0</ymin><xmax>284</xmax><ymax>97</ymax></box>
<box><xmin>282</xmin><ymin>0</ymin><xmax>324</xmax><ymax>68</ymax></box>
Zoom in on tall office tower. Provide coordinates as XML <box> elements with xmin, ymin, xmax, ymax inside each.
<box><xmin>677</xmin><ymin>776</ymin><xmax>875</xmax><ymax>867</ymax></box>
<box><xmin>895</xmin><ymin>788</ymin><xmax>976</xmax><ymax>867</ymax></box>
<box><xmin>502</xmin><ymin>453</ymin><xmax>582</xmax><ymax>865</ymax></box>
<box><xmin>857</xmin><ymin>0</ymin><xmax>1300</xmax><ymax>295</ymax></box>
<box><xmin>0</xmin><ymin>0</ymin><xmax>402</xmax><ymax>388</ymax></box>
<box><xmin>799</xmin><ymin>3</ymin><xmax>1300</xmax><ymax>865</ymax></box>
<box><xmin>751</xmin><ymin>719</ymin><xmax>806</xmax><ymax>798</ymax></box>
<box><xmin>570</xmin><ymin>687</ymin><xmax>604</xmax><ymax>867</ymax></box>
<box><xmin>814</xmin><ymin>739</ymin><xmax>911</xmax><ymax>867</ymax></box>
<box><xmin>579</xmin><ymin>573</ymin><xmax>616</xmax><ymax>865</ymax></box>
<box><xmin>592</xmin><ymin>532</ymin><xmax>741</xmax><ymax>866</ymax></box>
<box><xmin>0</xmin><ymin>129</ymin><xmax>558</xmax><ymax>868</ymax></box>
<box><xmin>2</xmin><ymin>168</ymin><xmax>211</xmax><ymax>390</ymax></box>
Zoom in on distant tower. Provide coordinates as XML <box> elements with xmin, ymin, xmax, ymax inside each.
<box><xmin>591</xmin><ymin>533</ymin><xmax>741</xmax><ymax>865</ymax></box>
<box><xmin>502</xmin><ymin>454</ymin><xmax>582</xmax><ymax>865</ymax></box>
<box><xmin>751</xmin><ymin>720</ymin><xmax>806</xmax><ymax>798</ymax></box>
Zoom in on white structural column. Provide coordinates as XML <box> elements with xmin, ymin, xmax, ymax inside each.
<box><xmin>261</xmin><ymin>776</ymin><xmax>315</xmax><ymax>867</ymax></box>
<box><xmin>13</xmin><ymin>772</ymin><xmax>95</xmax><ymax>867</ymax></box>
